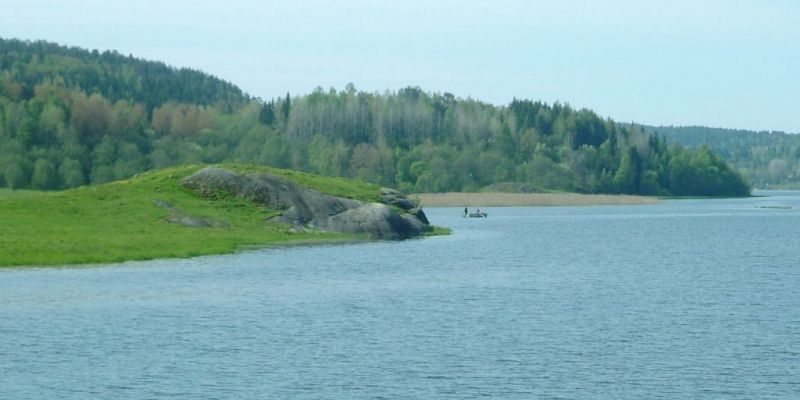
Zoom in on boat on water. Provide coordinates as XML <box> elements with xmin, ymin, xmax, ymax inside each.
<box><xmin>463</xmin><ymin>207</ymin><xmax>487</xmax><ymax>218</ymax></box>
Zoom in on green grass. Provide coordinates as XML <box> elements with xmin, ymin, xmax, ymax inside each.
<box><xmin>0</xmin><ymin>188</ymin><xmax>43</xmax><ymax>198</ymax></box>
<box><xmin>223</xmin><ymin>163</ymin><xmax>383</xmax><ymax>203</ymax></box>
<box><xmin>0</xmin><ymin>164</ymin><xmax>388</xmax><ymax>267</ymax></box>
<box><xmin>425</xmin><ymin>226</ymin><xmax>452</xmax><ymax>236</ymax></box>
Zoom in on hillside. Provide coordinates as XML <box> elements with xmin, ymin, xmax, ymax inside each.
<box><xmin>0</xmin><ymin>164</ymin><xmax>433</xmax><ymax>266</ymax></box>
<box><xmin>1</xmin><ymin>38</ymin><xmax>749</xmax><ymax>196</ymax></box>
<box><xmin>644</xmin><ymin>125</ymin><xmax>800</xmax><ymax>189</ymax></box>
<box><xmin>0</xmin><ymin>38</ymin><xmax>247</xmax><ymax>110</ymax></box>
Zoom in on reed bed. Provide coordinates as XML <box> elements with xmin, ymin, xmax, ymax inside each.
<box><xmin>413</xmin><ymin>192</ymin><xmax>659</xmax><ymax>207</ymax></box>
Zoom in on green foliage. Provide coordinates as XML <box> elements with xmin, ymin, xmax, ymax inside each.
<box><xmin>30</xmin><ymin>158</ymin><xmax>57</xmax><ymax>189</ymax></box>
<box><xmin>259</xmin><ymin>100</ymin><xmax>276</xmax><ymax>126</ymax></box>
<box><xmin>666</xmin><ymin>146</ymin><xmax>749</xmax><ymax>196</ymax></box>
<box><xmin>0</xmin><ymin>38</ymin><xmax>750</xmax><ymax>197</ymax></box>
<box><xmin>58</xmin><ymin>158</ymin><xmax>86</xmax><ymax>187</ymax></box>
<box><xmin>648</xmin><ymin>125</ymin><xmax>800</xmax><ymax>189</ymax></box>
<box><xmin>0</xmin><ymin>164</ymin><xmax>383</xmax><ymax>266</ymax></box>
<box><xmin>614</xmin><ymin>147</ymin><xmax>642</xmax><ymax>194</ymax></box>
<box><xmin>0</xmin><ymin>38</ymin><xmax>247</xmax><ymax>111</ymax></box>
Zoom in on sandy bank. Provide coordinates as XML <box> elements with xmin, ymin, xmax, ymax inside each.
<box><xmin>412</xmin><ymin>192</ymin><xmax>659</xmax><ymax>207</ymax></box>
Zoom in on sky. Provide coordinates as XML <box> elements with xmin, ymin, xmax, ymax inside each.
<box><xmin>4</xmin><ymin>0</ymin><xmax>800</xmax><ymax>133</ymax></box>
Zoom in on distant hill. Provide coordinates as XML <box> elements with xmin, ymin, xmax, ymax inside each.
<box><xmin>0</xmin><ymin>37</ymin><xmax>247</xmax><ymax>110</ymax></box>
<box><xmin>1</xmin><ymin>38</ymin><xmax>749</xmax><ymax>196</ymax></box>
<box><xmin>643</xmin><ymin>125</ymin><xmax>800</xmax><ymax>188</ymax></box>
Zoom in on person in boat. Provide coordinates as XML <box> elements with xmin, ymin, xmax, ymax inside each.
<box><xmin>476</xmin><ymin>208</ymin><xmax>481</xmax><ymax>214</ymax></box>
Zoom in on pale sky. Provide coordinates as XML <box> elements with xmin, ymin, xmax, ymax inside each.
<box><xmin>4</xmin><ymin>0</ymin><xmax>799</xmax><ymax>133</ymax></box>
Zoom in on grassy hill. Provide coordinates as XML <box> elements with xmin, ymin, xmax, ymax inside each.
<box><xmin>0</xmin><ymin>164</ymin><xmax>385</xmax><ymax>267</ymax></box>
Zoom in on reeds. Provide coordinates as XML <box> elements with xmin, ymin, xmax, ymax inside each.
<box><xmin>413</xmin><ymin>192</ymin><xmax>659</xmax><ymax>207</ymax></box>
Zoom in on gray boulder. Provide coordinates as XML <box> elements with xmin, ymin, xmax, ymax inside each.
<box><xmin>378</xmin><ymin>188</ymin><xmax>429</xmax><ymax>225</ymax></box>
<box><xmin>181</xmin><ymin>167</ymin><xmax>431</xmax><ymax>239</ymax></box>
<box><xmin>152</xmin><ymin>199</ymin><xmax>227</xmax><ymax>228</ymax></box>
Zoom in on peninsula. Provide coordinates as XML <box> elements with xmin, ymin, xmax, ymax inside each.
<box><xmin>0</xmin><ymin>164</ymin><xmax>435</xmax><ymax>267</ymax></box>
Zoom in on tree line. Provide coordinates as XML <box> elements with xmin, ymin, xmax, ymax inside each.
<box><xmin>0</xmin><ymin>38</ymin><xmax>749</xmax><ymax>196</ymax></box>
<box><xmin>645</xmin><ymin>125</ymin><xmax>800</xmax><ymax>189</ymax></box>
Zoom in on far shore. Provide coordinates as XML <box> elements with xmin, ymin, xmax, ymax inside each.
<box><xmin>412</xmin><ymin>192</ymin><xmax>660</xmax><ymax>207</ymax></box>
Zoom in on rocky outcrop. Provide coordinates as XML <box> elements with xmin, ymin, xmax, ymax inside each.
<box><xmin>153</xmin><ymin>199</ymin><xmax>228</xmax><ymax>228</ymax></box>
<box><xmin>181</xmin><ymin>167</ymin><xmax>431</xmax><ymax>239</ymax></box>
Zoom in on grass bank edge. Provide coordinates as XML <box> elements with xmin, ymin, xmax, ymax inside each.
<box><xmin>0</xmin><ymin>164</ymin><xmax>446</xmax><ymax>268</ymax></box>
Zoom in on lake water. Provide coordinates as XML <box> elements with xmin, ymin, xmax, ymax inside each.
<box><xmin>2</xmin><ymin>192</ymin><xmax>799</xmax><ymax>399</ymax></box>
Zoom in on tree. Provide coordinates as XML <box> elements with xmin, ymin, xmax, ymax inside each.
<box><xmin>258</xmin><ymin>132</ymin><xmax>291</xmax><ymax>168</ymax></box>
<box><xmin>31</xmin><ymin>158</ymin><xmax>58</xmax><ymax>190</ymax></box>
<box><xmin>259</xmin><ymin>101</ymin><xmax>275</xmax><ymax>126</ymax></box>
<box><xmin>58</xmin><ymin>158</ymin><xmax>86</xmax><ymax>187</ymax></box>
<box><xmin>70</xmin><ymin>92</ymin><xmax>112</xmax><ymax>145</ymax></box>
<box><xmin>640</xmin><ymin>170</ymin><xmax>660</xmax><ymax>195</ymax></box>
<box><xmin>151</xmin><ymin>102</ymin><xmax>176</xmax><ymax>136</ymax></box>
<box><xmin>90</xmin><ymin>136</ymin><xmax>117</xmax><ymax>184</ymax></box>
<box><xmin>113</xmin><ymin>142</ymin><xmax>148</xmax><ymax>179</ymax></box>
<box><xmin>0</xmin><ymin>36</ymin><xmax>755</xmax><ymax>195</ymax></box>
<box><xmin>524</xmin><ymin>156</ymin><xmax>573</xmax><ymax>191</ymax></box>
<box><xmin>38</xmin><ymin>103</ymin><xmax>67</xmax><ymax>139</ymax></box>
<box><xmin>349</xmin><ymin>143</ymin><xmax>381</xmax><ymax>183</ymax></box>
<box><xmin>109</xmin><ymin>100</ymin><xmax>147</xmax><ymax>140</ymax></box>
<box><xmin>282</xmin><ymin>92</ymin><xmax>291</xmax><ymax>122</ymax></box>
<box><xmin>3</xmin><ymin>156</ymin><xmax>29</xmax><ymax>189</ymax></box>
<box><xmin>614</xmin><ymin>147</ymin><xmax>641</xmax><ymax>194</ymax></box>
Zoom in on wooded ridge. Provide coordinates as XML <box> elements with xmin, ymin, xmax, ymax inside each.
<box><xmin>1</xmin><ymin>38</ymin><xmax>750</xmax><ymax>196</ymax></box>
<box><xmin>643</xmin><ymin>125</ymin><xmax>800</xmax><ymax>189</ymax></box>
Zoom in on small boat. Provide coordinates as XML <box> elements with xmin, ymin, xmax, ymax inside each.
<box><xmin>467</xmin><ymin>212</ymin><xmax>487</xmax><ymax>218</ymax></box>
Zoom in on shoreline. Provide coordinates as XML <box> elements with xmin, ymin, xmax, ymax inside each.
<box><xmin>413</xmin><ymin>192</ymin><xmax>660</xmax><ymax>207</ymax></box>
<box><xmin>1</xmin><ymin>229</ymin><xmax>451</xmax><ymax>269</ymax></box>
<box><xmin>0</xmin><ymin>164</ymin><xmax>443</xmax><ymax>268</ymax></box>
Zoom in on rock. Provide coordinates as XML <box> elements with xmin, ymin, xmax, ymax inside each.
<box><xmin>327</xmin><ymin>203</ymin><xmax>428</xmax><ymax>239</ymax></box>
<box><xmin>152</xmin><ymin>199</ymin><xmax>178</xmax><ymax>212</ymax></box>
<box><xmin>165</xmin><ymin>214</ymin><xmax>213</xmax><ymax>228</ymax></box>
<box><xmin>181</xmin><ymin>167</ymin><xmax>431</xmax><ymax>239</ymax></box>
<box><xmin>379</xmin><ymin>188</ymin><xmax>417</xmax><ymax>210</ymax></box>
<box><xmin>411</xmin><ymin>208</ymin><xmax>430</xmax><ymax>225</ymax></box>
<box><xmin>153</xmin><ymin>198</ymin><xmax>228</xmax><ymax>228</ymax></box>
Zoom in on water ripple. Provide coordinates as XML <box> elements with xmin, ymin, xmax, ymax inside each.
<box><xmin>2</xmin><ymin>195</ymin><xmax>800</xmax><ymax>398</ymax></box>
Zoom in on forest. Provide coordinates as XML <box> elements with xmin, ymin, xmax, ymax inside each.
<box><xmin>645</xmin><ymin>126</ymin><xmax>800</xmax><ymax>189</ymax></box>
<box><xmin>1</xmin><ymin>38</ymin><xmax>750</xmax><ymax>196</ymax></box>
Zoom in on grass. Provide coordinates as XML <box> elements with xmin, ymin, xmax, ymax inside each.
<box><xmin>414</xmin><ymin>192</ymin><xmax>660</xmax><ymax>207</ymax></box>
<box><xmin>425</xmin><ymin>226</ymin><xmax>452</xmax><ymax>236</ymax></box>
<box><xmin>0</xmin><ymin>188</ymin><xmax>42</xmax><ymax>198</ymax></box>
<box><xmin>0</xmin><ymin>164</ymin><xmax>388</xmax><ymax>267</ymax></box>
<box><xmin>219</xmin><ymin>163</ymin><xmax>383</xmax><ymax>203</ymax></box>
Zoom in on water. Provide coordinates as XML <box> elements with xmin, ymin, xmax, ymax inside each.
<box><xmin>2</xmin><ymin>192</ymin><xmax>799</xmax><ymax>399</ymax></box>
